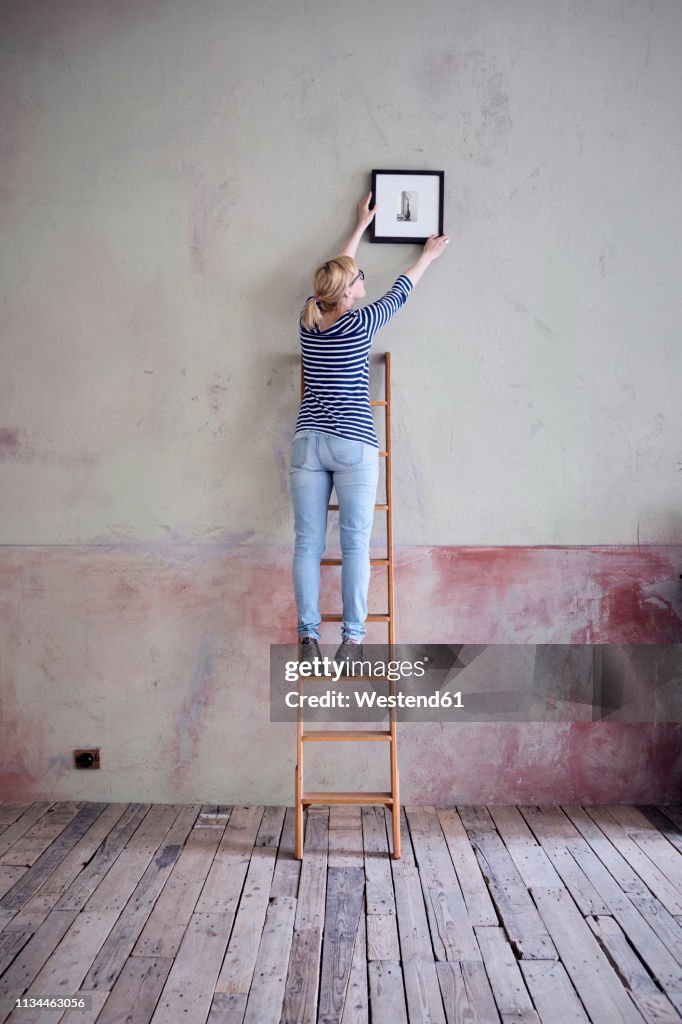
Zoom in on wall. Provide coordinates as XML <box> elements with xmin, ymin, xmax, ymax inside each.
<box><xmin>1</xmin><ymin>0</ymin><xmax>681</xmax><ymax>804</ymax></box>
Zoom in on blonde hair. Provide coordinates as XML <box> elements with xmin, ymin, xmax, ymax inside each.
<box><xmin>300</xmin><ymin>255</ymin><xmax>359</xmax><ymax>331</ymax></box>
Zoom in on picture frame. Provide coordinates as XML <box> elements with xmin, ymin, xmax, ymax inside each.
<box><xmin>370</xmin><ymin>169</ymin><xmax>444</xmax><ymax>244</ymax></box>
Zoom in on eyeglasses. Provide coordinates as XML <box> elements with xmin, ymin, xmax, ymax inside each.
<box><xmin>350</xmin><ymin>269</ymin><xmax>365</xmax><ymax>285</ymax></box>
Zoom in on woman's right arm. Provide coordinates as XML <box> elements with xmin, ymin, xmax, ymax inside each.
<box><xmin>356</xmin><ymin>233</ymin><xmax>450</xmax><ymax>336</ymax></box>
<box><xmin>403</xmin><ymin>234</ymin><xmax>449</xmax><ymax>287</ymax></box>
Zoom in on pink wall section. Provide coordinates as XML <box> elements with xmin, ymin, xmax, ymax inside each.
<box><xmin>1</xmin><ymin>544</ymin><xmax>681</xmax><ymax>805</ymax></box>
<box><xmin>397</xmin><ymin>546</ymin><xmax>682</xmax><ymax>644</ymax></box>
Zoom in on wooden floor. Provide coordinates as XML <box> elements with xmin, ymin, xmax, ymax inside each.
<box><xmin>1</xmin><ymin>803</ymin><xmax>682</xmax><ymax>1023</ymax></box>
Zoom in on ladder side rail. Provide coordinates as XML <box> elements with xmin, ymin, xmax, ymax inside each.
<box><xmin>384</xmin><ymin>353</ymin><xmax>400</xmax><ymax>857</ymax></box>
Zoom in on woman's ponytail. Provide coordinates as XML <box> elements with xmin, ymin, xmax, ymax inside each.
<box><xmin>301</xmin><ymin>296</ymin><xmax>324</xmax><ymax>331</ymax></box>
<box><xmin>300</xmin><ymin>255</ymin><xmax>359</xmax><ymax>331</ymax></box>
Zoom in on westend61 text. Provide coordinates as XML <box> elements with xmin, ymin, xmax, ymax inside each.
<box><xmin>285</xmin><ymin>690</ymin><xmax>463</xmax><ymax>709</ymax></box>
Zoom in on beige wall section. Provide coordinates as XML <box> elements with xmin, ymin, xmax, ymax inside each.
<box><xmin>1</xmin><ymin>2</ymin><xmax>682</xmax><ymax>806</ymax></box>
<box><xmin>1</xmin><ymin>0</ymin><xmax>681</xmax><ymax>547</ymax></box>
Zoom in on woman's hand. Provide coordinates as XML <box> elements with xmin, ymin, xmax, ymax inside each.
<box><xmin>357</xmin><ymin>191</ymin><xmax>377</xmax><ymax>229</ymax></box>
<box><xmin>403</xmin><ymin>233</ymin><xmax>450</xmax><ymax>286</ymax></box>
<box><xmin>341</xmin><ymin>191</ymin><xmax>378</xmax><ymax>258</ymax></box>
<box><xmin>423</xmin><ymin>234</ymin><xmax>449</xmax><ymax>261</ymax></box>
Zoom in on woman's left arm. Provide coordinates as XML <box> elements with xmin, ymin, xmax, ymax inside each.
<box><xmin>340</xmin><ymin>192</ymin><xmax>377</xmax><ymax>258</ymax></box>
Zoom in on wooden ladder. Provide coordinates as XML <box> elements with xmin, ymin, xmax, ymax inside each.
<box><xmin>294</xmin><ymin>352</ymin><xmax>400</xmax><ymax>859</ymax></box>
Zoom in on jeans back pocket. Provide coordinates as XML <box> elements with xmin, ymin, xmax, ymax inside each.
<box><xmin>291</xmin><ymin>434</ymin><xmax>316</xmax><ymax>469</ymax></box>
<box><xmin>325</xmin><ymin>435</ymin><xmax>364</xmax><ymax>467</ymax></box>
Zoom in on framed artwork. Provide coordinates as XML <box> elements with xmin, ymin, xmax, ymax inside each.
<box><xmin>370</xmin><ymin>169</ymin><xmax>444</xmax><ymax>244</ymax></box>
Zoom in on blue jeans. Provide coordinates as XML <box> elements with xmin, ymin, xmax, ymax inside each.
<box><xmin>290</xmin><ymin>430</ymin><xmax>379</xmax><ymax>641</ymax></box>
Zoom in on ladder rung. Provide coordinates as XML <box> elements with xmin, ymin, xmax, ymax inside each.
<box><xmin>328</xmin><ymin>504</ymin><xmax>388</xmax><ymax>511</ymax></box>
<box><xmin>320</xmin><ymin>558</ymin><xmax>389</xmax><ymax>566</ymax></box>
<box><xmin>370</xmin><ymin>400</ymin><xmax>388</xmax><ymax>406</ymax></box>
<box><xmin>302</xmin><ymin>791</ymin><xmax>394</xmax><ymax>806</ymax></box>
<box><xmin>321</xmin><ymin>614</ymin><xmax>390</xmax><ymax>623</ymax></box>
<box><xmin>302</xmin><ymin>730</ymin><xmax>391</xmax><ymax>742</ymax></box>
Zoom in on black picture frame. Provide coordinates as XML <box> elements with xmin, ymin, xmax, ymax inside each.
<box><xmin>370</xmin><ymin>169</ymin><xmax>445</xmax><ymax>244</ymax></box>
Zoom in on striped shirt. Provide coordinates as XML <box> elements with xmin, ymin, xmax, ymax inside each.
<box><xmin>295</xmin><ymin>275</ymin><xmax>413</xmax><ymax>447</ymax></box>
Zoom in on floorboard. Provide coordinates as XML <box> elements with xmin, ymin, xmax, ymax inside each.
<box><xmin>0</xmin><ymin>802</ymin><xmax>680</xmax><ymax>1023</ymax></box>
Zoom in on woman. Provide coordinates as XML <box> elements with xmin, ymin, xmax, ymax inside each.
<box><xmin>291</xmin><ymin>192</ymin><xmax>448</xmax><ymax>665</ymax></box>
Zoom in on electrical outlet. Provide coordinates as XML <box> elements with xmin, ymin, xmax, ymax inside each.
<box><xmin>74</xmin><ymin>748</ymin><xmax>100</xmax><ymax>769</ymax></box>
